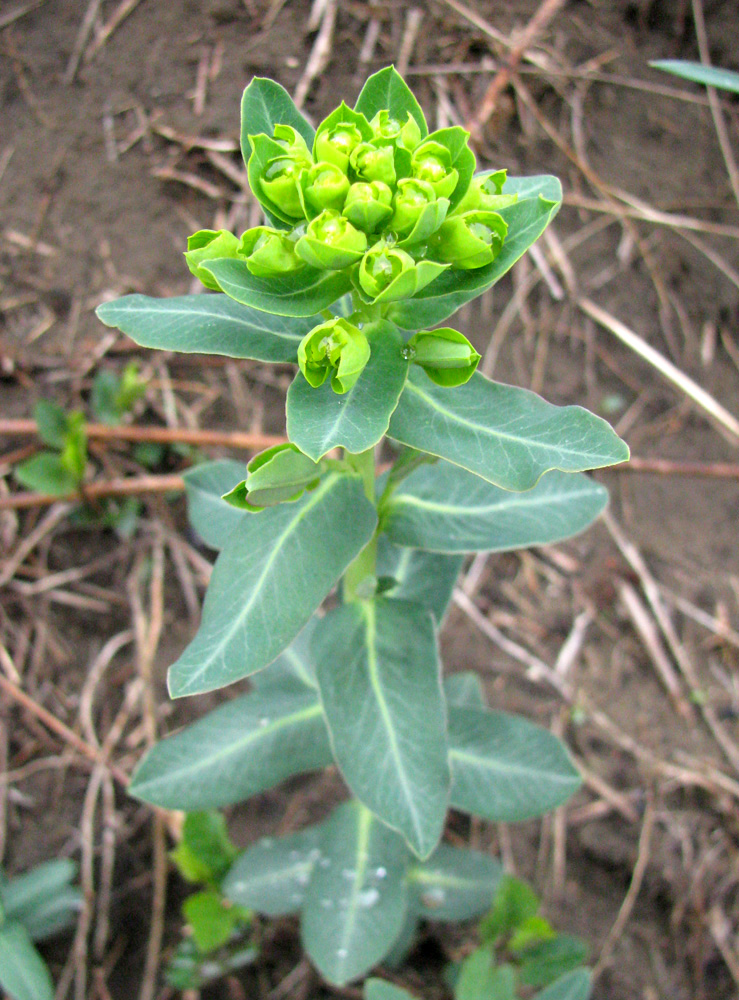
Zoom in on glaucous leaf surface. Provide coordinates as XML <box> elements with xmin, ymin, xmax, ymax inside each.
<box><xmin>382</xmin><ymin>912</ymin><xmax>420</xmax><ymax>970</ymax></box>
<box><xmin>240</xmin><ymin>76</ymin><xmax>315</xmax><ymax>159</ymax></box>
<box><xmin>301</xmin><ymin>801</ymin><xmax>410</xmax><ymax>985</ymax></box>
<box><xmin>129</xmin><ymin>685</ymin><xmax>332</xmax><ymax>809</ymax></box>
<box><xmin>183</xmin><ymin>459</ymin><xmax>246</xmax><ymax>550</ymax></box>
<box><xmin>388</xmin><ymin>370</ymin><xmax>629</xmax><ymax>491</ymax></box>
<box><xmin>365</xmin><ymin>979</ymin><xmax>417</xmax><ymax>1000</ymax></box>
<box><xmin>448</xmin><ymin>707</ymin><xmax>581</xmax><ymax>822</ymax></box>
<box><xmin>200</xmin><ymin>259</ymin><xmax>352</xmax><ymax>318</ymax></box>
<box><xmin>0</xmin><ymin>860</ymin><xmax>77</xmax><ymax>924</ymax></box>
<box><xmin>96</xmin><ymin>294</ymin><xmax>310</xmax><ymax>362</ymax></box>
<box><xmin>224</xmin><ymin>826</ymin><xmax>322</xmax><ymax>916</ymax></box>
<box><xmin>376</xmin><ymin>535</ymin><xmax>462</xmax><ymax>623</ymax></box>
<box><xmin>406</xmin><ymin>843</ymin><xmax>502</xmax><ymax>921</ymax></box>
<box><xmin>533</xmin><ymin>970</ymin><xmax>592</xmax><ymax>1000</ymax></box>
<box><xmin>443</xmin><ymin>672</ymin><xmax>486</xmax><ymax>710</ymax></box>
<box><xmin>313</xmin><ymin>600</ymin><xmax>450</xmax><ymax>858</ymax></box>
<box><xmin>250</xmin><ymin>617</ymin><xmax>318</xmax><ymax>691</ymax></box>
<box><xmin>354</xmin><ymin>67</ymin><xmax>428</xmax><ymax>139</ymax></box>
<box><xmin>388</xmin><ymin>175</ymin><xmax>562</xmax><ymax>329</ymax></box>
<box><xmin>0</xmin><ymin>923</ymin><xmax>53</xmax><ymax>1000</ymax></box>
<box><xmin>650</xmin><ymin>59</ymin><xmax>739</xmax><ymax>94</ymax></box>
<box><xmin>168</xmin><ymin>473</ymin><xmax>377</xmax><ymax>697</ymax></box>
<box><xmin>286</xmin><ymin>321</ymin><xmax>408</xmax><ymax>460</ymax></box>
<box><xmin>20</xmin><ymin>888</ymin><xmax>81</xmax><ymax>943</ymax></box>
<box><xmin>382</xmin><ymin>463</ymin><xmax>608</xmax><ymax>552</ymax></box>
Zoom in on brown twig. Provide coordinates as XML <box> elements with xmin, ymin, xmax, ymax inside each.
<box><xmin>623</xmin><ymin>456</ymin><xmax>739</xmax><ymax>478</ymax></box>
<box><xmin>83</xmin><ymin>0</ymin><xmax>146</xmax><ymax>62</ymax></box>
<box><xmin>0</xmin><ymin>474</ymin><xmax>186</xmax><ymax>512</ymax></box>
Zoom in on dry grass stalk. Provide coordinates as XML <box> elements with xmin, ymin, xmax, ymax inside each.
<box><xmin>294</xmin><ymin>0</ymin><xmax>337</xmax><ymax>110</ymax></box>
<box><xmin>83</xmin><ymin>0</ymin><xmax>146</xmax><ymax>63</ymax></box>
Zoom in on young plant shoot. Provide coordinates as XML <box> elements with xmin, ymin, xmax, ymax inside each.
<box><xmin>97</xmin><ymin>68</ymin><xmax>628</xmax><ymax>989</ymax></box>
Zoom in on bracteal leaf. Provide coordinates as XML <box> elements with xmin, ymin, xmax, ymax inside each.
<box><xmin>183</xmin><ymin>459</ymin><xmax>246</xmax><ymax>550</ymax></box>
<box><xmin>382</xmin><ymin>463</ymin><xmax>608</xmax><ymax>552</ymax></box>
<box><xmin>0</xmin><ymin>923</ymin><xmax>53</xmax><ymax>1000</ymax></box>
<box><xmin>129</xmin><ymin>685</ymin><xmax>332</xmax><ymax>809</ymax></box>
<box><xmin>313</xmin><ymin>599</ymin><xmax>450</xmax><ymax>858</ymax></box>
<box><xmin>388</xmin><ymin>370</ymin><xmax>629</xmax><ymax>491</ymax></box>
<box><xmin>201</xmin><ymin>259</ymin><xmax>352</xmax><ymax>318</ymax></box>
<box><xmin>301</xmin><ymin>801</ymin><xmax>410</xmax><ymax>985</ymax></box>
<box><xmin>388</xmin><ymin>175</ymin><xmax>561</xmax><ymax>329</ymax></box>
<box><xmin>224</xmin><ymin>826</ymin><xmax>323</xmax><ymax>915</ymax></box>
<box><xmin>240</xmin><ymin>77</ymin><xmax>315</xmax><ymax>166</ymax></box>
<box><xmin>286</xmin><ymin>321</ymin><xmax>408</xmax><ymax>460</ymax></box>
<box><xmin>407</xmin><ymin>842</ymin><xmax>502</xmax><ymax>921</ymax></box>
<box><xmin>376</xmin><ymin>535</ymin><xmax>462</xmax><ymax>623</ymax></box>
<box><xmin>168</xmin><ymin>473</ymin><xmax>377</xmax><ymax>697</ymax></box>
<box><xmin>449</xmin><ymin>707</ymin><xmax>582</xmax><ymax>822</ymax></box>
<box><xmin>96</xmin><ymin>294</ymin><xmax>311</xmax><ymax>362</ymax></box>
<box><xmin>354</xmin><ymin>67</ymin><xmax>428</xmax><ymax>139</ymax></box>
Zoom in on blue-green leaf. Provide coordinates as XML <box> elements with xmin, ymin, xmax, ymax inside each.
<box><xmin>240</xmin><ymin>77</ymin><xmax>315</xmax><ymax>166</ymax></box>
<box><xmin>365</xmin><ymin>979</ymin><xmax>417</xmax><ymax>1000</ymax></box>
<box><xmin>287</xmin><ymin>321</ymin><xmax>408</xmax><ymax>460</ymax></box>
<box><xmin>448</xmin><ymin>707</ymin><xmax>581</xmax><ymax>822</ymax></box>
<box><xmin>96</xmin><ymin>294</ymin><xmax>311</xmax><ymax>362</ymax></box>
<box><xmin>129</xmin><ymin>685</ymin><xmax>331</xmax><ymax>809</ymax></box>
<box><xmin>301</xmin><ymin>801</ymin><xmax>410</xmax><ymax>985</ymax></box>
<box><xmin>224</xmin><ymin>826</ymin><xmax>323</xmax><ymax>915</ymax></box>
<box><xmin>354</xmin><ymin>67</ymin><xmax>428</xmax><ymax>139</ymax></box>
<box><xmin>388</xmin><ymin>175</ymin><xmax>561</xmax><ymax>329</ymax></box>
<box><xmin>533</xmin><ymin>969</ymin><xmax>592</xmax><ymax>1000</ymax></box>
<box><xmin>313</xmin><ymin>599</ymin><xmax>450</xmax><ymax>859</ymax></box>
<box><xmin>376</xmin><ymin>535</ymin><xmax>462</xmax><ymax>623</ymax></box>
<box><xmin>250</xmin><ymin>617</ymin><xmax>318</xmax><ymax>691</ymax></box>
<box><xmin>183</xmin><ymin>459</ymin><xmax>246</xmax><ymax>550</ymax></box>
<box><xmin>443</xmin><ymin>672</ymin><xmax>486</xmax><ymax>709</ymax></box>
<box><xmin>168</xmin><ymin>473</ymin><xmax>377</xmax><ymax>697</ymax></box>
<box><xmin>407</xmin><ymin>843</ymin><xmax>502</xmax><ymax>921</ymax></box>
<box><xmin>382</xmin><ymin>463</ymin><xmax>608</xmax><ymax>552</ymax></box>
<box><xmin>0</xmin><ymin>923</ymin><xmax>53</xmax><ymax>1000</ymax></box>
<box><xmin>388</xmin><ymin>370</ymin><xmax>629</xmax><ymax>491</ymax></box>
<box><xmin>1</xmin><ymin>860</ymin><xmax>77</xmax><ymax>927</ymax></box>
<box><xmin>201</xmin><ymin>259</ymin><xmax>352</xmax><ymax>318</ymax></box>
<box><xmin>650</xmin><ymin>59</ymin><xmax>739</xmax><ymax>94</ymax></box>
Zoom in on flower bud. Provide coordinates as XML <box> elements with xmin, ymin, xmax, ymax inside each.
<box><xmin>411</xmin><ymin>140</ymin><xmax>459</xmax><ymax>199</ymax></box>
<box><xmin>273</xmin><ymin>124</ymin><xmax>312</xmax><ymax>160</ymax></box>
<box><xmin>300</xmin><ymin>161</ymin><xmax>351</xmax><ymax>214</ymax></box>
<box><xmin>314</xmin><ymin>120</ymin><xmax>364</xmax><ymax>172</ymax></box>
<box><xmin>343</xmin><ymin>181</ymin><xmax>393</xmax><ymax>232</ymax></box>
<box><xmin>298</xmin><ymin>317</ymin><xmax>371</xmax><ymax>394</ymax></box>
<box><xmin>259</xmin><ymin>154</ymin><xmax>308</xmax><ymax>220</ymax></box>
<box><xmin>295</xmin><ymin>210</ymin><xmax>367</xmax><ymax>270</ymax></box>
<box><xmin>453</xmin><ymin>170</ymin><xmax>518</xmax><ymax>215</ymax></box>
<box><xmin>429</xmin><ymin>210</ymin><xmax>508</xmax><ymax>269</ymax></box>
<box><xmin>404</xmin><ymin>328</ymin><xmax>480</xmax><ymax>387</ymax></box>
<box><xmin>368</xmin><ymin>110</ymin><xmax>422</xmax><ymax>151</ymax></box>
<box><xmin>357</xmin><ymin>244</ymin><xmax>447</xmax><ymax>303</ymax></box>
<box><xmin>238</xmin><ymin>226</ymin><xmax>304</xmax><ymax>278</ymax></box>
<box><xmin>349</xmin><ymin>142</ymin><xmax>396</xmax><ymax>188</ymax></box>
<box><xmin>389</xmin><ymin>178</ymin><xmax>438</xmax><ymax>236</ymax></box>
<box><xmin>184</xmin><ymin>229</ymin><xmax>242</xmax><ymax>290</ymax></box>
<box><xmin>222</xmin><ymin>443</ymin><xmax>322</xmax><ymax>511</ymax></box>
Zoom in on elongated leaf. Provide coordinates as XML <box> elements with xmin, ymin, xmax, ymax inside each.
<box><xmin>519</xmin><ymin>937</ymin><xmax>589</xmax><ymax>989</ymax></box>
<box><xmin>21</xmin><ymin>887</ymin><xmax>82</xmax><ymax>943</ymax></box>
<box><xmin>388</xmin><ymin>370</ymin><xmax>629</xmax><ymax>491</ymax></box>
<box><xmin>407</xmin><ymin>843</ymin><xmax>502</xmax><ymax>921</ymax></box>
<box><xmin>1</xmin><ymin>860</ymin><xmax>76</xmax><ymax>924</ymax></box>
<box><xmin>456</xmin><ymin>951</ymin><xmax>516</xmax><ymax>1000</ymax></box>
<box><xmin>650</xmin><ymin>59</ymin><xmax>739</xmax><ymax>94</ymax></box>
<box><xmin>388</xmin><ymin>175</ymin><xmax>561</xmax><ymax>328</ymax></box>
<box><xmin>365</xmin><ymin>979</ymin><xmax>417</xmax><ymax>1000</ymax></box>
<box><xmin>354</xmin><ymin>67</ymin><xmax>428</xmax><ymax>138</ymax></box>
<box><xmin>0</xmin><ymin>922</ymin><xmax>53</xmax><ymax>1000</ymax></box>
<box><xmin>448</xmin><ymin>707</ymin><xmax>581</xmax><ymax>822</ymax></box>
<box><xmin>224</xmin><ymin>826</ymin><xmax>322</xmax><ymax>915</ymax></box>
<box><xmin>376</xmin><ymin>535</ymin><xmax>462</xmax><ymax>623</ymax></box>
<box><xmin>383</xmin><ymin>912</ymin><xmax>420</xmax><ymax>969</ymax></box>
<box><xmin>129</xmin><ymin>685</ymin><xmax>332</xmax><ymax>809</ymax></box>
<box><xmin>168</xmin><ymin>473</ymin><xmax>377</xmax><ymax>697</ymax></box>
<box><xmin>383</xmin><ymin>463</ymin><xmax>608</xmax><ymax>552</ymax></box>
<box><xmin>313</xmin><ymin>599</ymin><xmax>450</xmax><ymax>858</ymax></box>
<box><xmin>301</xmin><ymin>801</ymin><xmax>410</xmax><ymax>985</ymax></box>
<box><xmin>96</xmin><ymin>294</ymin><xmax>311</xmax><ymax>362</ymax></box>
<box><xmin>183</xmin><ymin>459</ymin><xmax>246</xmax><ymax>549</ymax></box>
<box><xmin>286</xmin><ymin>321</ymin><xmax>408</xmax><ymax>460</ymax></box>
<box><xmin>250</xmin><ymin>617</ymin><xmax>318</xmax><ymax>691</ymax></box>
<box><xmin>201</xmin><ymin>259</ymin><xmax>351</xmax><ymax>318</ymax></box>
<box><xmin>443</xmin><ymin>672</ymin><xmax>486</xmax><ymax>709</ymax></box>
<box><xmin>14</xmin><ymin>453</ymin><xmax>78</xmax><ymax>495</ymax></box>
<box><xmin>240</xmin><ymin>77</ymin><xmax>315</xmax><ymax>163</ymax></box>
<box><xmin>533</xmin><ymin>969</ymin><xmax>592</xmax><ymax>1000</ymax></box>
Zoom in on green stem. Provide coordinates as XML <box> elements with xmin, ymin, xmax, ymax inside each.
<box><xmin>342</xmin><ymin>447</ymin><xmax>377</xmax><ymax>602</ymax></box>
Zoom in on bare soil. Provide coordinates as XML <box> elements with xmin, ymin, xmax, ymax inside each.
<box><xmin>2</xmin><ymin>1</ymin><xmax>739</xmax><ymax>998</ymax></box>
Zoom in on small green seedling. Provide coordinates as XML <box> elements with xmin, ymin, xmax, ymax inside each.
<box><xmin>15</xmin><ymin>399</ymin><xmax>88</xmax><ymax>497</ymax></box>
<box><xmin>166</xmin><ymin>812</ymin><xmax>256</xmax><ymax>990</ymax></box>
<box><xmin>0</xmin><ymin>859</ymin><xmax>82</xmax><ymax>1000</ymax></box>
<box><xmin>90</xmin><ymin>361</ymin><xmax>147</xmax><ymax>426</ymax></box>
<box><xmin>97</xmin><ymin>68</ymin><xmax>629</xmax><ymax>987</ymax></box>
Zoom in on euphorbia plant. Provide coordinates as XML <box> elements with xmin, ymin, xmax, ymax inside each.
<box><xmin>97</xmin><ymin>68</ymin><xmax>628</xmax><ymax>988</ymax></box>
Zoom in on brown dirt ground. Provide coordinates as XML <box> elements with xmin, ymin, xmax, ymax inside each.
<box><xmin>2</xmin><ymin>1</ymin><xmax>739</xmax><ymax>998</ymax></box>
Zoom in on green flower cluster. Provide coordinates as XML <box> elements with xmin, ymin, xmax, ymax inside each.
<box><xmin>185</xmin><ymin>100</ymin><xmax>518</xmax><ymax>394</ymax></box>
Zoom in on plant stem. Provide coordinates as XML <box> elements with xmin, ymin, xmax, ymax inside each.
<box><xmin>342</xmin><ymin>447</ymin><xmax>378</xmax><ymax>602</ymax></box>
